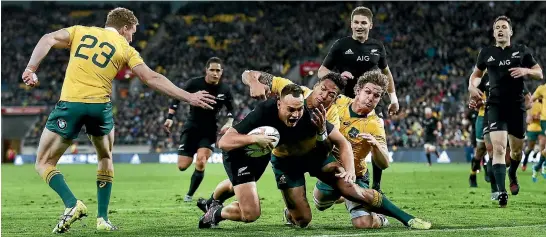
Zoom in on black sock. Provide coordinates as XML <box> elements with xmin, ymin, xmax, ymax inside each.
<box><xmin>426</xmin><ymin>153</ymin><xmax>431</xmax><ymax>165</ymax></box>
<box><xmin>471</xmin><ymin>159</ymin><xmax>481</xmax><ymax>172</ymax></box>
<box><xmin>492</xmin><ymin>164</ymin><xmax>507</xmax><ymax>192</ymax></box>
<box><xmin>187</xmin><ymin>169</ymin><xmax>204</xmax><ymax>196</ymax></box>
<box><xmin>487</xmin><ymin>158</ymin><xmax>498</xmax><ymax>192</ymax></box>
<box><xmin>536</xmin><ymin>156</ymin><xmax>546</xmax><ymax>170</ymax></box>
<box><xmin>434</xmin><ymin>150</ymin><xmax>440</xmax><ymax>158</ymax></box>
<box><xmin>209</xmin><ymin>190</ymin><xmax>235</xmax><ymax>205</ymax></box>
<box><xmin>523</xmin><ymin>150</ymin><xmax>532</xmax><ymax>166</ymax></box>
<box><xmin>372</xmin><ymin>159</ymin><xmax>383</xmax><ymax>190</ymax></box>
<box><xmin>508</xmin><ymin>158</ymin><xmax>521</xmax><ymax>181</ymax></box>
<box><xmin>213</xmin><ymin>206</ymin><xmax>224</xmax><ymax>222</ymax></box>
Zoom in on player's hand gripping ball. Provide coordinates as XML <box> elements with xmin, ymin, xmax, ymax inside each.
<box><xmin>245</xmin><ymin>126</ymin><xmax>280</xmax><ymax>157</ymax></box>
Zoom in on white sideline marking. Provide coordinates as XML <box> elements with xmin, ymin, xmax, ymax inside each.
<box><xmin>297</xmin><ymin>224</ymin><xmax>546</xmax><ymax>237</ymax></box>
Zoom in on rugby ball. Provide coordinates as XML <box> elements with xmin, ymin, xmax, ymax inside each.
<box><xmin>245</xmin><ymin>126</ymin><xmax>280</xmax><ymax>157</ymax></box>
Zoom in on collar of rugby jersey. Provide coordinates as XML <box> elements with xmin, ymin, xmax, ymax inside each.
<box><xmin>105</xmin><ymin>27</ymin><xmax>118</xmax><ymax>33</ymax></box>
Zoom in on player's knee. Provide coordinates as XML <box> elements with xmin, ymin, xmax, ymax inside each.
<box><xmin>510</xmin><ymin>148</ymin><xmax>523</xmax><ymax>161</ymax></box>
<box><xmin>492</xmin><ymin>143</ymin><xmax>506</xmax><ymax>156</ymax></box>
<box><xmin>292</xmin><ymin>214</ymin><xmax>312</xmax><ymax>228</ymax></box>
<box><xmin>241</xmin><ymin>209</ymin><xmax>261</xmax><ymax>223</ymax></box>
<box><xmin>352</xmin><ymin>216</ymin><xmax>375</xmax><ymax>229</ymax></box>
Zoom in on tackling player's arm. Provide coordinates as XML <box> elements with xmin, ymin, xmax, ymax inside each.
<box><xmin>365</xmin><ymin>119</ymin><xmax>389</xmax><ymax>169</ymax></box>
<box><xmin>509</xmin><ymin>46</ymin><xmax>542</xmax><ymax>80</ymax></box>
<box><xmin>131</xmin><ymin>52</ymin><xmax>216</xmax><ymax>110</ymax></box>
<box><xmin>23</xmin><ymin>28</ymin><xmax>72</xmax><ymax>86</ymax></box>
<box><xmin>328</xmin><ymin>127</ymin><xmax>357</xmax><ymax>183</ymax></box>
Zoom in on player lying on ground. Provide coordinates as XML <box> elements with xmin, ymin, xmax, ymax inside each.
<box><xmin>312</xmin><ymin>70</ymin><xmax>393</xmax><ymax>229</ymax></box>
<box><xmin>530</xmin><ymin>84</ymin><xmax>546</xmax><ymax>182</ymax></box>
<box><xmin>196</xmin><ymin>72</ymin><xmax>345</xmax><ymax>221</ymax></box>
<box><xmin>244</xmin><ymin>70</ymin><xmax>392</xmax><ymax>228</ymax></box>
<box><xmin>21</xmin><ymin>7</ymin><xmax>216</xmax><ymax>233</ymax></box>
<box><xmin>318</xmin><ymin>6</ymin><xmax>398</xmax><ymax>193</ymax></box>
<box><xmin>468</xmin><ymin>15</ymin><xmax>543</xmax><ymax>207</ymax></box>
<box><xmin>199</xmin><ymin>83</ymin><xmax>431</xmax><ymax>230</ymax></box>
<box><xmin>163</xmin><ymin>57</ymin><xmax>235</xmax><ymax>202</ymax></box>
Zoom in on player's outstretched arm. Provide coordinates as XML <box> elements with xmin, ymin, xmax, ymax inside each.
<box><xmin>241</xmin><ymin>70</ymin><xmax>273</xmax><ymax>100</ymax></box>
<box><xmin>132</xmin><ymin>64</ymin><xmax>216</xmax><ymax>110</ymax></box>
<box><xmin>328</xmin><ymin>128</ymin><xmax>356</xmax><ymax>183</ymax></box>
<box><xmin>22</xmin><ymin>29</ymin><xmax>71</xmax><ymax>87</ymax></box>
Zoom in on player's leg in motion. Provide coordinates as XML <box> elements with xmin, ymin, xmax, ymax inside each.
<box><xmin>484</xmin><ymin>133</ymin><xmax>499</xmax><ymax>200</ymax></box>
<box><xmin>315</xmin><ymin>162</ymin><xmax>431</xmax><ymax>229</ymax></box>
<box><xmin>470</xmin><ymin>141</ymin><xmax>486</xmax><ymax>187</ymax></box>
<box><xmin>185</xmin><ymin>148</ymin><xmax>212</xmax><ymax>201</ymax></box>
<box><xmin>313</xmin><ymin>178</ymin><xmax>387</xmax><ymax>229</ymax></box>
<box><xmin>35</xmin><ymin>128</ymin><xmax>88</xmax><ymax>233</ymax></box>
<box><xmin>470</xmin><ymin>116</ymin><xmax>486</xmax><ymax>187</ymax></box>
<box><xmin>282</xmin><ymin>185</ymin><xmax>313</xmax><ymax>228</ymax></box>
<box><xmin>507</xmin><ymin>135</ymin><xmax>523</xmax><ymax>195</ymax></box>
<box><xmin>89</xmin><ymin>129</ymin><xmax>118</xmax><ymax>231</ymax></box>
<box><xmin>532</xmin><ymin>136</ymin><xmax>546</xmax><ymax>182</ymax></box>
<box><xmin>533</xmin><ymin>122</ymin><xmax>546</xmax><ymax>182</ymax></box>
<box><xmin>36</xmin><ymin>101</ymin><xmax>90</xmax><ymax>233</ymax></box>
<box><xmin>424</xmin><ymin>144</ymin><xmax>433</xmax><ymax>166</ymax></box>
<box><xmin>522</xmin><ymin>136</ymin><xmax>537</xmax><ymax>171</ymax></box>
<box><xmin>197</xmin><ymin>179</ymin><xmax>235</xmax><ymax>213</ymax></box>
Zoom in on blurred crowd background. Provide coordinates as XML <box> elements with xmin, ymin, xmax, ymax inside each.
<box><xmin>2</xmin><ymin>1</ymin><xmax>544</xmax><ymax>152</ymax></box>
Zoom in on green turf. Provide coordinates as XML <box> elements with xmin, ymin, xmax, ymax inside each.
<box><xmin>2</xmin><ymin>163</ymin><xmax>545</xmax><ymax>236</ymax></box>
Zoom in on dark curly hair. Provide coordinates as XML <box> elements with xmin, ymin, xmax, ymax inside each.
<box><xmin>318</xmin><ymin>72</ymin><xmax>346</xmax><ymax>93</ymax></box>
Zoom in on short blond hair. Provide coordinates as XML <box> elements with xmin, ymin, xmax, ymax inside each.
<box><xmin>354</xmin><ymin>70</ymin><xmax>388</xmax><ymax>96</ymax></box>
<box><xmin>105</xmin><ymin>7</ymin><xmax>139</xmax><ymax>29</ymax></box>
<box><xmin>351</xmin><ymin>6</ymin><xmax>373</xmax><ymax>22</ymax></box>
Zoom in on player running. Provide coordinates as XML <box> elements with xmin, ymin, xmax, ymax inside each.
<box><xmin>522</xmin><ymin>88</ymin><xmax>542</xmax><ymax>172</ymax></box>
<box><xmin>422</xmin><ymin>108</ymin><xmax>442</xmax><ymax>167</ymax></box>
<box><xmin>468</xmin><ymin>15</ymin><xmax>543</xmax><ymax>207</ymax></box>
<box><xmin>318</xmin><ymin>6</ymin><xmax>398</xmax><ymax>193</ymax></box>
<box><xmin>530</xmin><ymin>84</ymin><xmax>546</xmax><ymax>182</ymax></box>
<box><xmin>163</xmin><ymin>57</ymin><xmax>235</xmax><ymax>202</ymax></box>
<box><xmin>21</xmin><ymin>7</ymin><xmax>215</xmax><ymax>233</ymax></box>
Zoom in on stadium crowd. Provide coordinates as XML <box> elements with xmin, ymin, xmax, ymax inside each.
<box><xmin>2</xmin><ymin>2</ymin><xmax>544</xmax><ymax>151</ymax></box>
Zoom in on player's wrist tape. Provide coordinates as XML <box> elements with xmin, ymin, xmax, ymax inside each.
<box><xmin>167</xmin><ymin>114</ymin><xmax>174</xmax><ymax>120</ymax></box>
<box><xmin>316</xmin><ymin>131</ymin><xmax>327</xmax><ymax>141</ymax></box>
<box><xmin>389</xmin><ymin>92</ymin><xmax>398</xmax><ymax>104</ymax></box>
<box><xmin>169</xmin><ymin>104</ymin><xmax>178</xmax><ymax>111</ymax></box>
<box><xmin>26</xmin><ymin>65</ymin><xmax>38</xmax><ymax>73</ymax></box>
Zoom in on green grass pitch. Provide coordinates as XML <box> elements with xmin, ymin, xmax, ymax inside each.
<box><xmin>2</xmin><ymin>163</ymin><xmax>545</xmax><ymax>236</ymax></box>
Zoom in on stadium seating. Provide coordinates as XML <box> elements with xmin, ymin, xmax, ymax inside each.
<box><xmin>2</xmin><ymin>2</ymin><xmax>544</xmax><ymax>150</ymax></box>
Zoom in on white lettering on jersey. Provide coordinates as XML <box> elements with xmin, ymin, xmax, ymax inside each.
<box><xmin>357</xmin><ymin>56</ymin><xmax>370</xmax><ymax>61</ymax></box>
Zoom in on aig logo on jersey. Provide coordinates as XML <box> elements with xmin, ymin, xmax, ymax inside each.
<box><xmin>357</xmin><ymin>56</ymin><xmax>370</xmax><ymax>61</ymax></box>
<box><xmin>499</xmin><ymin>60</ymin><xmax>511</xmax><ymax>66</ymax></box>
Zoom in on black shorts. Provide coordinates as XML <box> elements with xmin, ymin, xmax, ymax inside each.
<box><xmin>486</xmin><ymin>103</ymin><xmax>526</xmax><ymax>139</ymax></box>
<box><xmin>223</xmin><ymin>150</ymin><xmax>271</xmax><ymax>186</ymax></box>
<box><xmin>424</xmin><ymin>135</ymin><xmax>436</xmax><ymax>144</ymax></box>
<box><xmin>482</xmin><ymin>109</ymin><xmax>490</xmax><ymax>136</ymax></box>
<box><xmin>177</xmin><ymin>124</ymin><xmax>217</xmax><ymax>157</ymax></box>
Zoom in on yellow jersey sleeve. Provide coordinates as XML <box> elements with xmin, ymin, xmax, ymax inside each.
<box><xmin>532</xmin><ymin>85</ymin><xmax>543</xmax><ymax>99</ymax></box>
<box><xmin>370</xmin><ymin>117</ymin><xmax>387</xmax><ymax>148</ymax></box>
<box><xmin>63</xmin><ymin>26</ymin><xmax>78</xmax><ymax>46</ymax></box>
<box><xmin>326</xmin><ymin>105</ymin><xmax>340</xmax><ymax>128</ymax></box>
<box><xmin>126</xmin><ymin>46</ymin><xmax>144</xmax><ymax>69</ymax></box>
<box><xmin>271</xmin><ymin>76</ymin><xmax>311</xmax><ymax>96</ymax></box>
